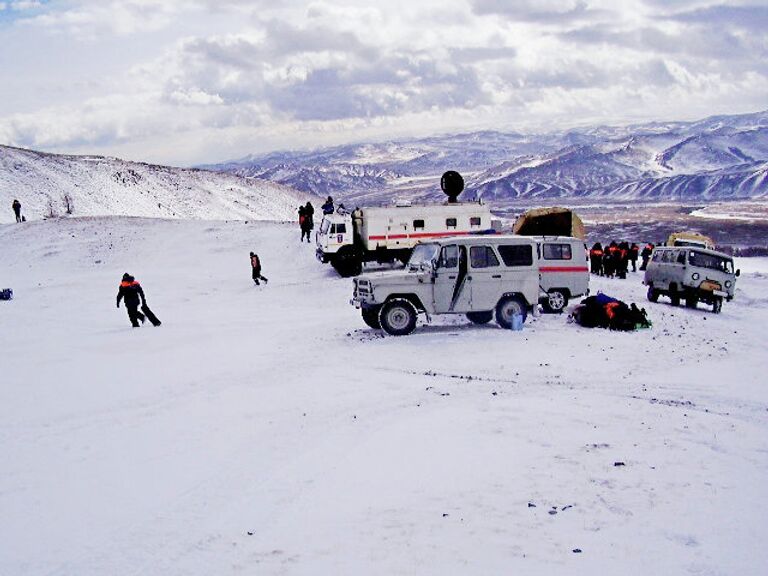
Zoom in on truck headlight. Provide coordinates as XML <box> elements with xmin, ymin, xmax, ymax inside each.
<box><xmin>725</xmin><ymin>280</ymin><xmax>732</xmax><ymax>288</ymax></box>
<box><xmin>691</xmin><ymin>273</ymin><xmax>700</xmax><ymax>281</ymax></box>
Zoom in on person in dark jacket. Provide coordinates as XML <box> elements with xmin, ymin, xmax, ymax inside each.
<box><xmin>12</xmin><ymin>199</ymin><xmax>22</xmax><ymax>223</ymax></box>
<box><xmin>629</xmin><ymin>243</ymin><xmax>640</xmax><ymax>272</ymax></box>
<box><xmin>640</xmin><ymin>243</ymin><xmax>654</xmax><ymax>271</ymax></box>
<box><xmin>250</xmin><ymin>252</ymin><xmax>268</xmax><ymax>285</ymax></box>
<box><xmin>321</xmin><ymin>196</ymin><xmax>334</xmax><ymax>215</ymax></box>
<box><xmin>116</xmin><ymin>273</ymin><xmax>146</xmax><ymax>327</ymax></box>
<box><xmin>589</xmin><ymin>242</ymin><xmax>603</xmax><ymax>275</ymax></box>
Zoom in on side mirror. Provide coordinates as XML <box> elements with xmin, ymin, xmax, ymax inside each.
<box><xmin>736</xmin><ymin>269</ymin><xmax>741</xmax><ymax>277</ymax></box>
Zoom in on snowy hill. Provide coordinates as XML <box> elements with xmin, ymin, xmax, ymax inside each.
<box><xmin>206</xmin><ymin>110</ymin><xmax>768</xmax><ymax>205</ymax></box>
<box><xmin>0</xmin><ymin>145</ymin><xmax>314</xmax><ymax>224</ymax></box>
<box><xmin>2</xmin><ymin>216</ymin><xmax>768</xmax><ymax>575</ymax></box>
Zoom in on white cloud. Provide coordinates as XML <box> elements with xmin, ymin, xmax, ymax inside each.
<box><xmin>0</xmin><ymin>0</ymin><xmax>766</xmax><ymax>165</ymax></box>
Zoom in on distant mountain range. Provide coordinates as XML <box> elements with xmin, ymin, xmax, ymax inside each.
<box><xmin>0</xmin><ymin>145</ymin><xmax>313</xmax><ymax>224</ymax></box>
<box><xmin>203</xmin><ymin>110</ymin><xmax>768</xmax><ymax>207</ymax></box>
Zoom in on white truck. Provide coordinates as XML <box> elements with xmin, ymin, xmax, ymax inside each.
<box><xmin>316</xmin><ymin>201</ymin><xmax>496</xmax><ymax>276</ymax></box>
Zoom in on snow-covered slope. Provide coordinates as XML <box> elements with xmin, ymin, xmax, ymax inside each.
<box><xmin>0</xmin><ymin>145</ymin><xmax>314</xmax><ymax>224</ymax></box>
<box><xmin>206</xmin><ymin>110</ymin><xmax>768</xmax><ymax>204</ymax></box>
<box><xmin>2</xmin><ymin>217</ymin><xmax>767</xmax><ymax>575</ymax></box>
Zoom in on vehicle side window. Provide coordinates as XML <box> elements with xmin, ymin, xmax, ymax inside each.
<box><xmin>652</xmin><ymin>251</ymin><xmax>662</xmax><ymax>262</ymax></box>
<box><xmin>677</xmin><ymin>251</ymin><xmax>686</xmax><ymax>264</ymax></box>
<box><xmin>330</xmin><ymin>224</ymin><xmax>336</xmax><ymax>234</ymax></box>
<box><xmin>446</xmin><ymin>218</ymin><xmax>457</xmax><ymax>229</ymax></box>
<box><xmin>498</xmin><ymin>244</ymin><xmax>533</xmax><ymax>267</ymax></box>
<box><xmin>470</xmin><ymin>245</ymin><xmax>500</xmax><ymax>268</ymax></box>
<box><xmin>413</xmin><ymin>219</ymin><xmax>425</xmax><ymax>230</ymax></box>
<box><xmin>543</xmin><ymin>243</ymin><xmax>572</xmax><ymax>260</ymax></box>
<box><xmin>470</xmin><ymin>217</ymin><xmax>481</xmax><ymax>228</ymax></box>
<box><xmin>439</xmin><ymin>245</ymin><xmax>458</xmax><ymax>269</ymax></box>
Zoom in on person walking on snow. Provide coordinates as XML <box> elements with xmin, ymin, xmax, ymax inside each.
<box><xmin>250</xmin><ymin>252</ymin><xmax>268</xmax><ymax>285</ymax></box>
<box><xmin>117</xmin><ymin>273</ymin><xmax>147</xmax><ymax>327</ymax></box>
<box><xmin>298</xmin><ymin>205</ymin><xmax>309</xmax><ymax>242</ymax></box>
<box><xmin>321</xmin><ymin>196</ymin><xmax>334</xmax><ymax>215</ymax></box>
<box><xmin>12</xmin><ymin>199</ymin><xmax>22</xmax><ymax>223</ymax></box>
<box><xmin>304</xmin><ymin>201</ymin><xmax>315</xmax><ymax>242</ymax></box>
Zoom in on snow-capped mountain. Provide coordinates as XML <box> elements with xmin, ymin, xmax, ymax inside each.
<box><xmin>205</xmin><ymin>110</ymin><xmax>768</xmax><ymax>205</ymax></box>
<box><xmin>0</xmin><ymin>145</ymin><xmax>314</xmax><ymax>224</ymax></box>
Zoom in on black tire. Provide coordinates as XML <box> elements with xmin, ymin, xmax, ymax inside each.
<box><xmin>361</xmin><ymin>306</ymin><xmax>381</xmax><ymax>329</ymax></box>
<box><xmin>495</xmin><ymin>296</ymin><xmax>528</xmax><ymax>329</ymax></box>
<box><xmin>542</xmin><ymin>290</ymin><xmax>568</xmax><ymax>314</ymax></box>
<box><xmin>379</xmin><ymin>299</ymin><xmax>418</xmax><ymax>336</ymax></box>
<box><xmin>712</xmin><ymin>297</ymin><xmax>722</xmax><ymax>314</ymax></box>
<box><xmin>669</xmin><ymin>284</ymin><xmax>680</xmax><ymax>307</ymax></box>
<box><xmin>647</xmin><ymin>286</ymin><xmax>659</xmax><ymax>303</ymax></box>
<box><xmin>466</xmin><ymin>311</ymin><xmax>493</xmax><ymax>324</ymax></box>
<box><xmin>332</xmin><ymin>247</ymin><xmax>363</xmax><ymax>277</ymax></box>
<box><xmin>685</xmin><ymin>293</ymin><xmax>698</xmax><ymax>309</ymax></box>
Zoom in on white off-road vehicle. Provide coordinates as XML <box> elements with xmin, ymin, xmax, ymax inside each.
<box><xmin>351</xmin><ymin>235</ymin><xmax>542</xmax><ymax>335</ymax></box>
<box><xmin>644</xmin><ymin>246</ymin><xmax>739</xmax><ymax>313</ymax></box>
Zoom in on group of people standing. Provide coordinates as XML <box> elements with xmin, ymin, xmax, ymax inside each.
<box><xmin>589</xmin><ymin>241</ymin><xmax>649</xmax><ymax>278</ymax></box>
<box><xmin>297</xmin><ymin>196</ymin><xmax>336</xmax><ymax>243</ymax></box>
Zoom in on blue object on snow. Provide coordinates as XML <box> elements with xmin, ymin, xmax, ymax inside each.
<box><xmin>593</xmin><ymin>292</ymin><xmax>620</xmax><ymax>306</ymax></box>
<box><xmin>510</xmin><ymin>313</ymin><xmax>524</xmax><ymax>331</ymax></box>
<box><xmin>0</xmin><ymin>288</ymin><xmax>13</xmax><ymax>301</ymax></box>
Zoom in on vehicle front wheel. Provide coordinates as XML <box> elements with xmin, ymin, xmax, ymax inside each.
<box><xmin>379</xmin><ymin>299</ymin><xmax>418</xmax><ymax>336</ymax></box>
<box><xmin>685</xmin><ymin>293</ymin><xmax>698</xmax><ymax>309</ymax></box>
<box><xmin>542</xmin><ymin>290</ymin><xmax>568</xmax><ymax>313</ymax></box>
<box><xmin>361</xmin><ymin>306</ymin><xmax>382</xmax><ymax>329</ymax></box>
<box><xmin>712</xmin><ymin>297</ymin><xmax>723</xmax><ymax>314</ymax></box>
<box><xmin>466</xmin><ymin>311</ymin><xmax>493</xmax><ymax>325</ymax></box>
<box><xmin>647</xmin><ymin>286</ymin><xmax>659</xmax><ymax>303</ymax></box>
<box><xmin>495</xmin><ymin>296</ymin><xmax>528</xmax><ymax>329</ymax></box>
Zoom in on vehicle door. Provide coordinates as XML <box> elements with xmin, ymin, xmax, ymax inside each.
<box><xmin>497</xmin><ymin>242</ymin><xmax>538</xmax><ymax>305</ymax></box>
<box><xmin>468</xmin><ymin>244</ymin><xmax>503</xmax><ymax>311</ymax></box>
<box><xmin>434</xmin><ymin>244</ymin><xmax>472</xmax><ymax>313</ymax></box>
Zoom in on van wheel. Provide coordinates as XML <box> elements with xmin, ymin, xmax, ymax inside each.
<box><xmin>647</xmin><ymin>286</ymin><xmax>659</xmax><ymax>302</ymax></box>
<box><xmin>542</xmin><ymin>290</ymin><xmax>568</xmax><ymax>313</ymax></box>
<box><xmin>669</xmin><ymin>285</ymin><xmax>680</xmax><ymax>307</ymax></box>
<box><xmin>712</xmin><ymin>297</ymin><xmax>722</xmax><ymax>314</ymax></box>
<box><xmin>495</xmin><ymin>296</ymin><xmax>527</xmax><ymax>329</ymax></box>
<box><xmin>685</xmin><ymin>293</ymin><xmax>698</xmax><ymax>309</ymax></box>
<box><xmin>361</xmin><ymin>306</ymin><xmax>382</xmax><ymax>329</ymax></box>
<box><xmin>467</xmin><ymin>311</ymin><xmax>493</xmax><ymax>324</ymax></box>
<box><xmin>379</xmin><ymin>299</ymin><xmax>417</xmax><ymax>336</ymax></box>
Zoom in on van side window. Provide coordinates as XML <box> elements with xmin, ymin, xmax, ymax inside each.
<box><xmin>470</xmin><ymin>217</ymin><xmax>481</xmax><ymax>228</ymax></box>
<box><xmin>652</xmin><ymin>251</ymin><xmax>662</xmax><ymax>261</ymax></box>
<box><xmin>677</xmin><ymin>251</ymin><xmax>686</xmax><ymax>264</ymax></box>
<box><xmin>439</xmin><ymin>245</ymin><xmax>458</xmax><ymax>269</ymax></box>
<box><xmin>413</xmin><ymin>219</ymin><xmax>425</xmax><ymax>230</ymax></box>
<box><xmin>446</xmin><ymin>218</ymin><xmax>457</xmax><ymax>229</ymax></box>
<box><xmin>470</xmin><ymin>246</ymin><xmax>500</xmax><ymax>268</ymax></box>
<box><xmin>543</xmin><ymin>243</ymin><xmax>572</xmax><ymax>260</ymax></box>
<box><xmin>330</xmin><ymin>224</ymin><xmax>336</xmax><ymax>234</ymax></box>
<box><xmin>498</xmin><ymin>244</ymin><xmax>533</xmax><ymax>267</ymax></box>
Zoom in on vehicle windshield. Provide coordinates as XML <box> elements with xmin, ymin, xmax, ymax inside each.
<box><xmin>408</xmin><ymin>243</ymin><xmax>440</xmax><ymax>269</ymax></box>
<box><xmin>688</xmin><ymin>250</ymin><xmax>734</xmax><ymax>273</ymax></box>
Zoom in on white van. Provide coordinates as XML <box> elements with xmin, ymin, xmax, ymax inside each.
<box><xmin>644</xmin><ymin>246</ymin><xmax>739</xmax><ymax>313</ymax></box>
<box><xmin>531</xmin><ymin>236</ymin><xmax>590</xmax><ymax>313</ymax></box>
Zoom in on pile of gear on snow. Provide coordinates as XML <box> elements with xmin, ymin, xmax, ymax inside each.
<box><xmin>571</xmin><ymin>293</ymin><xmax>651</xmax><ymax>331</ymax></box>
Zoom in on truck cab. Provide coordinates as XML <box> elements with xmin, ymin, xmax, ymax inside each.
<box><xmin>316</xmin><ymin>212</ymin><xmax>353</xmax><ymax>263</ymax></box>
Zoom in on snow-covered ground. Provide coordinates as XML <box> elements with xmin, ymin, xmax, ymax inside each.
<box><xmin>1</xmin><ymin>217</ymin><xmax>767</xmax><ymax>576</ymax></box>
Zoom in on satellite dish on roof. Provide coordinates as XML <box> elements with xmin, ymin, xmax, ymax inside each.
<box><xmin>440</xmin><ymin>171</ymin><xmax>464</xmax><ymax>203</ymax></box>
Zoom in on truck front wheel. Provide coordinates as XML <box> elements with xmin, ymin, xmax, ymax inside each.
<box><xmin>712</xmin><ymin>297</ymin><xmax>723</xmax><ymax>314</ymax></box>
<box><xmin>647</xmin><ymin>285</ymin><xmax>659</xmax><ymax>302</ymax></box>
<box><xmin>361</xmin><ymin>306</ymin><xmax>382</xmax><ymax>329</ymax></box>
<box><xmin>333</xmin><ymin>247</ymin><xmax>363</xmax><ymax>277</ymax></box>
<box><xmin>379</xmin><ymin>299</ymin><xmax>418</xmax><ymax>336</ymax></box>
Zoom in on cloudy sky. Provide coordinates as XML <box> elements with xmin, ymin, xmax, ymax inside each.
<box><xmin>1</xmin><ymin>0</ymin><xmax>766</xmax><ymax>165</ymax></box>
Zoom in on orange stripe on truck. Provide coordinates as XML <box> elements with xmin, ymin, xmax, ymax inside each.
<box><xmin>540</xmin><ymin>266</ymin><xmax>589</xmax><ymax>273</ymax></box>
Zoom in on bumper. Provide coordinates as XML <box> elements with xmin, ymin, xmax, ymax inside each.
<box><xmin>316</xmin><ymin>248</ymin><xmax>331</xmax><ymax>263</ymax></box>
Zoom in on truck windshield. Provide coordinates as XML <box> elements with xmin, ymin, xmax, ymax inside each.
<box><xmin>688</xmin><ymin>251</ymin><xmax>733</xmax><ymax>273</ymax></box>
<box><xmin>408</xmin><ymin>243</ymin><xmax>440</xmax><ymax>269</ymax></box>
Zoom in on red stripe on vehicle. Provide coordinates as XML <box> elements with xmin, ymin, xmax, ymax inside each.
<box><xmin>369</xmin><ymin>230</ymin><xmax>475</xmax><ymax>241</ymax></box>
<box><xmin>540</xmin><ymin>266</ymin><xmax>589</xmax><ymax>273</ymax></box>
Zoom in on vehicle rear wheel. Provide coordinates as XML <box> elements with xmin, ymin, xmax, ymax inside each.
<box><xmin>647</xmin><ymin>286</ymin><xmax>659</xmax><ymax>302</ymax></box>
<box><xmin>542</xmin><ymin>289</ymin><xmax>568</xmax><ymax>314</ymax></box>
<box><xmin>379</xmin><ymin>299</ymin><xmax>418</xmax><ymax>336</ymax></box>
<box><xmin>712</xmin><ymin>296</ymin><xmax>723</xmax><ymax>314</ymax></box>
<box><xmin>495</xmin><ymin>296</ymin><xmax>528</xmax><ymax>329</ymax></box>
<box><xmin>466</xmin><ymin>311</ymin><xmax>493</xmax><ymax>325</ymax></box>
<box><xmin>669</xmin><ymin>284</ymin><xmax>680</xmax><ymax>307</ymax></box>
<box><xmin>361</xmin><ymin>306</ymin><xmax>382</xmax><ymax>329</ymax></box>
<box><xmin>685</xmin><ymin>293</ymin><xmax>698</xmax><ymax>309</ymax></box>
